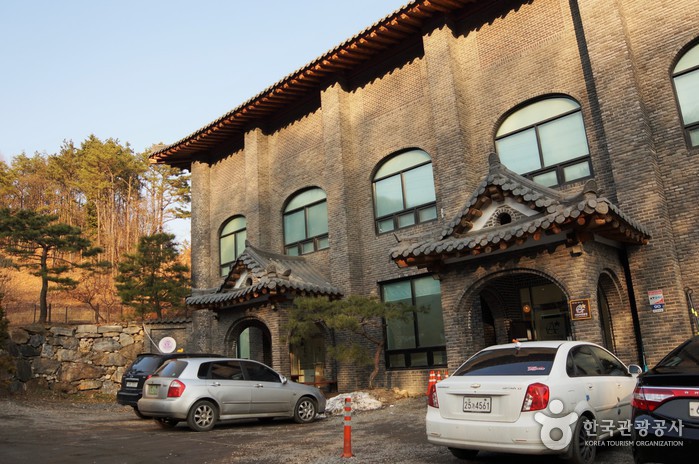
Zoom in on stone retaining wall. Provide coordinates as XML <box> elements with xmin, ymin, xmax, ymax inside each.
<box><xmin>5</xmin><ymin>323</ymin><xmax>145</xmax><ymax>395</ymax></box>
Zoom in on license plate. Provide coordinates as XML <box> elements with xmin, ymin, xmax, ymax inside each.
<box><xmin>147</xmin><ymin>384</ymin><xmax>159</xmax><ymax>396</ymax></box>
<box><xmin>690</xmin><ymin>401</ymin><xmax>699</xmax><ymax>417</ymax></box>
<box><xmin>463</xmin><ymin>396</ymin><xmax>491</xmax><ymax>413</ymax></box>
<box><xmin>126</xmin><ymin>381</ymin><xmax>138</xmax><ymax>388</ymax></box>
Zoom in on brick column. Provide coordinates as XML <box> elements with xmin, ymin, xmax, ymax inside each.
<box><xmin>190</xmin><ymin>161</ymin><xmax>212</xmax><ymax>289</ymax></box>
<box><xmin>244</xmin><ymin>128</ymin><xmax>271</xmax><ymax>250</ymax></box>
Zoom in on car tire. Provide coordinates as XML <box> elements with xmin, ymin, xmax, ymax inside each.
<box><xmin>154</xmin><ymin>418</ymin><xmax>179</xmax><ymax>429</ymax></box>
<box><xmin>133</xmin><ymin>406</ymin><xmax>148</xmax><ymax>419</ymax></box>
<box><xmin>293</xmin><ymin>397</ymin><xmax>317</xmax><ymax>424</ymax></box>
<box><xmin>187</xmin><ymin>400</ymin><xmax>218</xmax><ymax>432</ymax></box>
<box><xmin>448</xmin><ymin>447</ymin><xmax>478</xmax><ymax>459</ymax></box>
<box><xmin>568</xmin><ymin>416</ymin><xmax>596</xmax><ymax>464</ymax></box>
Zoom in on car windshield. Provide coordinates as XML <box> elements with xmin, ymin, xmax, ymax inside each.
<box><xmin>153</xmin><ymin>360</ymin><xmax>188</xmax><ymax>378</ymax></box>
<box><xmin>453</xmin><ymin>347</ymin><xmax>557</xmax><ymax>376</ymax></box>
<box><xmin>655</xmin><ymin>338</ymin><xmax>699</xmax><ymax>370</ymax></box>
<box><xmin>129</xmin><ymin>355</ymin><xmax>163</xmax><ymax>373</ymax></box>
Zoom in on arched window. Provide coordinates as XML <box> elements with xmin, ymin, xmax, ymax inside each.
<box><xmin>672</xmin><ymin>43</ymin><xmax>699</xmax><ymax>147</ymax></box>
<box><xmin>495</xmin><ymin>96</ymin><xmax>592</xmax><ymax>187</ymax></box>
<box><xmin>372</xmin><ymin>149</ymin><xmax>437</xmax><ymax>234</ymax></box>
<box><xmin>220</xmin><ymin>216</ymin><xmax>246</xmax><ymax>276</ymax></box>
<box><xmin>283</xmin><ymin>188</ymin><xmax>328</xmax><ymax>256</ymax></box>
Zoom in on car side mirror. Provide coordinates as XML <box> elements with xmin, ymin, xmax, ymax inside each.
<box><xmin>280</xmin><ymin>375</ymin><xmax>288</xmax><ymax>385</ymax></box>
<box><xmin>628</xmin><ymin>364</ymin><xmax>643</xmax><ymax>376</ymax></box>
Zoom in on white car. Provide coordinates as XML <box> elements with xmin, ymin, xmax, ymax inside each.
<box><xmin>426</xmin><ymin>340</ymin><xmax>642</xmax><ymax>463</ymax></box>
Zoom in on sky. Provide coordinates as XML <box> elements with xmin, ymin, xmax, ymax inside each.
<box><xmin>0</xmin><ymin>0</ymin><xmax>410</xmax><ymax>242</ymax></box>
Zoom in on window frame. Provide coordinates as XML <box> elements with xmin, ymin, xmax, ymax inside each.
<box><xmin>671</xmin><ymin>43</ymin><xmax>699</xmax><ymax>149</ymax></box>
<box><xmin>495</xmin><ymin>97</ymin><xmax>594</xmax><ymax>188</ymax></box>
<box><xmin>372</xmin><ymin>150</ymin><xmax>438</xmax><ymax>235</ymax></box>
<box><xmin>282</xmin><ymin>188</ymin><xmax>329</xmax><ymax>256</ymax></box>
<box><xmin>380</xmin><ymin>275</ymin><xmax>447</xmax><ymax>371</ymax></box>
<box><xmin>219</xmin><ymin>216</ymin><xmax>247</xmax><ymax>276</ymax></box>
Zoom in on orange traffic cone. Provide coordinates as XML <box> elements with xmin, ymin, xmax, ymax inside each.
<box><xmin>426</xmin><ymin>370</ymin><xmax>436</xmax><ymax>395</ymax></box>
<box><xmin>443</xmin><ymin>370</ymin><xmax>449</xmax><ymax>379</ymax></box>
<box><xmin>436</xmin><ymin>370</ymin><xmax>442</xmax><ymax>382</ymax></box>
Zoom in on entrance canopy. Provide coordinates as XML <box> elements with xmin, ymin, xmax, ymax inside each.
<box><xmin>187</xmin><ymin>243</ymin><xmax>343</xmax><ymax>309</ymax></box>
<box><xmin>390</xmin><ymin>153</ymin><xmax>651</xmax><ymax>269</ymax></box>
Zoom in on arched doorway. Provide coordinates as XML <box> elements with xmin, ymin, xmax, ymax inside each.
<box><xmin>596</xmin><ymin>271</ymin><xmax>638</xmax><ymax>363</ymax></box>
<box><xmin>226</xmin><ymin>318</ymin><xmax>272</xmax><ymax>366</ymax></box>
<box><xmin>477</xmin><ymin>271</ymin><xmax>571</xmax><ymax>344</ymax></box>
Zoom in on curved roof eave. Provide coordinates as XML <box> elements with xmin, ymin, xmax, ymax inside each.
<box><xmin>149</xmin><ymin>0</ymin><xmax>478</xmax><ymax>168</ymax></box>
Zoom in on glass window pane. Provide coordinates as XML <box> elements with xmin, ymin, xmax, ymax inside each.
<box><xmin>432</xmin><ymin>350</ymin><xmax>447</xmax><ymax>365</ymax></box>
<box><xmin>301</xmin><ymin>241</ymin><xmax>315</xmax><ymax>254</ymax></box>
<box><xmin>221</xmin><ymin>216</ymin><xmax>246</xmax><ymax>235</ymax></box>
<box><xmin>221</xmin><ymin>265</ymin><xmax>231</xmax><ymax>277</ymax></box>
<box><xmin>285</xmin><ymin>245</ymin><xmax>299</xmax><ymax>256</ymax></box>
<box><xmin>497</xmin><ymin>98</ymin><xmax>580</xmax><ymax>136</ymax></box>
<box><xmin>306</xmin><ymin>201</ymin><xmax>328</xmax><ymax>237</ymax></box>
<box><xmin>375</xmin><ymin>150</ymin><xmax>431</xmax><ymax>178</ymax></box>
<box><xmin>398</xmin><ymin>212</ymin><xmax>416</xmax><ymax>228</ymax></box>
<box><xmin>496</xmin><ymin>129</ymin><xmax>541</xmax><ymax>174</ymax></box>
<box><xmin>285</xmin><ymin>188</ymin><xmax>326</xmax><ymax>212</ymax></box>
<box><xmin>675</xmin><ymin>70</ymin><xmax>699</xmax><ymax>125</ymax></box>
<box><xmin>539</xmin><ymin>112</ymin><xmax>589</xmax><ymax>166</ymax></box>
<box><xmin>689</xmin><ymin>127</ymin><xmax>699</xmax><ymax>147</ymax></box>
<box><xmin>284</xmin><ymin>210</ymin><xmax>306</xmax><ymax>244</ymax></box>
<box><xmin>235</xmin><ymin>230</ymin><xmax>247</xmax><ymax>257</ymax></box>
<box><xmin>375</xmin><ymin>175</ymin><xmax>404</xmax><ymax>216</ymax></box>
<box><xmin>388</xmin><ymin>353</ymin><xmax>406</xmax><ymax>368</ymax></box>
<box><xmin>410</xmin><ymin>352</ymin><xmax>428</xmax><ymax>367</ymax></box>
<box><xmin>414</xmin><ymin>277</ymin><xmax>445</xmax><ymax>347</ymax></box>
<box><xmin>383</xmin><ymin>280</ymin><xmax>412</xmax><ymax>303</ymax></box>
<box><xmin>220</xmin><ymin>234</ymin><xmax>236</xmax><ymax>264</ymax></box>
<box><xmin>418</xmin><ymin>205</ymin><xmax>437</xmax><ymax>223</ymax></box>
<box><xmin>563</xmin><ymin>161</ymin><xmax>591</xmax><ymax>182</ymax></box>
<box><xmin>403</xmin><ymin>164</ymin><xmax>436</xmax><ymax>208</ymax></box>
<box><xmin>377</xmin><ymin>218</ymin><xmax>395</xmax><ymax>233</ymax></box>
<box><xmin>317</xmin><ymin>236</ymin><xmax>329</xmax><ymax>249</ymax></box>
<box><xmin>532</xmin><ymin>170</ymin><xmax>558</xmax><ymax>187</ymax></box>
<box><xmin>674</xmin><ymin>44</ymin><xmax>699</xmax><ymax>74</ymax></box>
<box><xmin>386</xmin><ymin>317</ymin><xmax>416</xmax><ymax>350</ymax></box>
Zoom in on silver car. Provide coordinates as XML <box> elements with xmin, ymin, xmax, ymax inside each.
<box><xmin>138</xmin><ymin>357</ymin><xmax>326</xmax><ymax>432</ymax></box>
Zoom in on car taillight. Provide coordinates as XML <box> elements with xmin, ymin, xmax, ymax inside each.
<box><xmin>521</xmin><ymin>383</ymin><xmax>549</xmax><ymax>412</ymax></box>
<box><xmin>632</xmin><ymin>386</ymin><xmax>689</xmax><ymax>412</ymax></box>
<box><xmin>427</xmin><ymin>383</ymin><xmax>439</xmax><ymax>408</ymax></box>
<box><xmin>167</xmin><ymin>379</ymin><xmax>186</xmax><ymax>398</ymax></box>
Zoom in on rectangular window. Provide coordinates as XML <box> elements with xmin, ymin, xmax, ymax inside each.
<box><xmin>403</xmin><ymin>164</ymin><xmax>436</xmax><ymax>208</ymax></box>
<box><xmin>306</xmin><ymin>202</ymin><xmax>328</xmax><ymax>237</ymax></box>
<box><xmin>496</xmin><ymin>129</ymin><xmax>541</xmax><ymax>174</ymax></box>
<box><xmin>283</xmin><ymin>210</ymin><xmax>305</xmax><ymax>245</ymax></box>
<box><xmin>381</xmin><ymin>275</ymin><xmax>446</xmax><ymax>370</ymax></box>
<box><xmin>539</xmin><ymin>112</ymin><xmax>589</xmax><ymax>166</ymax></box>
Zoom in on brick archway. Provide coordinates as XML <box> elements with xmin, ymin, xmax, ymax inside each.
<box><xmin>224</xmin><ymin>317</ymin><xmax>273</xmax><ymax>367</ymax></box>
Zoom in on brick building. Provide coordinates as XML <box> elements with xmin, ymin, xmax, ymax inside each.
<box><xmin>151</xmin><ymin>0</ymin><xmax>699</xmax><ymax>393</ymax></box>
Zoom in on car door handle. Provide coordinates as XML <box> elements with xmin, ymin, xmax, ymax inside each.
<box><xmin>255</xmin><ymin>384</ymin><xmax>264</xmax><ymax>388</ymax></box>
<box><xmin>587</xmin><ymin>384</ymin><xmax>594</xmax><ymax>390</ymax></box>
<box><xmin>211</xmin><ymin>382</ymin><xmax>221</xmax><ymax>387</ymax></box>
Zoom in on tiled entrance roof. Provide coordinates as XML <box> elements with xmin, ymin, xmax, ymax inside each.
<box><xmin>390</xmin><ymin>153</ymin><xmax>651</xmax><ymax>269</ymax></box>
<box><xmin>187</xmin><ymin>243</ymin><xmax>343</xmax><ymax>308</ymax></box>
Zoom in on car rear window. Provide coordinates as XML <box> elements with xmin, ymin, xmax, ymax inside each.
<box><xmin>130</xmin><ymin>355</ymin><xmax>164</xmax><ymax>373</ymax></box>
<box><xmin>154</xmin><ymin>360</ymin><xmax>188</xmax><ymax>378</ymax></box>
<box><xmin>655</xmin><ymin>338</ymin><xmax>699</xmax><ymax>370</ymax></box>
<box><xmin>453</xmin><ymin>347</ymin><xmax>557</xmax><ymax>376</ymax></box>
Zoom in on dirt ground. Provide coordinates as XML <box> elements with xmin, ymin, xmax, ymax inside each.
<box><xmin>0</xmin><ymin>389</ymin><xmax>633</xmax><ymax>464</ymax></box>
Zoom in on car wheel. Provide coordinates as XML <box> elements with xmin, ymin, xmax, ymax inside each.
<box><xmin>293</xmin><ymin>397</ymin><xmax>317</xmax><ymax>424</ymax></box>
<box><xmin>187</xmin><ymin>400</ymin><xmax>217</xmax><ymax>432</ymax></box>
<box><xmin>132</xmin><ymin>406</ymin><xmax>148</xmax><ymax>419</ymax></box>
<box><xmin>154</xmin><ymin>418</ymin><xmax>179</xmax><ymax>429</ymax></box>
<box><xmin>448</xmin><ymin>448</ymin><xmax>478</xmax><ymax>459</ymax></box>
<box><xmin>568</xmin><ymin>416</ymin><xmax>596</xmax><ymax>464</ymax></box>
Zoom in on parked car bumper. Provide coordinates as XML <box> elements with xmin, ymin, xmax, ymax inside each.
<box><xmin>138</xmin><ymin>398</ymin><xmax>190</xmax><ymax>420</ymax></box>
<box><xmin>631</xmin><ymin>412</ymin><xmax>699</xmax><ymax>463</ymax></box>
<box><xmin>425</xmin><ymin>406</ymin><xmax>557</xmax><ymax>454</ymax></box>
<box><xmin>116</xmin><ymin>390</ymin><xmax>141</xmax><ymax>407</ymax></box>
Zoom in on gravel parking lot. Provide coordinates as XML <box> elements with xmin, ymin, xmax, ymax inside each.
<box><xmin>0</xmin><ymin>391</ymin><xmax>633</xmax><ymax>464</ymax></box>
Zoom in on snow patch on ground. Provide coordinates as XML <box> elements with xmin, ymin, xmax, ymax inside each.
<box><xmin>325</xmin><ymin>391</ymin><xmax>384</xmax><ymax>415</ymax></box>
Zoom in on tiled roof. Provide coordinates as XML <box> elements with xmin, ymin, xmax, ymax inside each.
<box><xmin>149</xmin><ymin>0</ymin><xmax>480</xmax><ymax>168</ymax></box>
<box><xmin>187</xmin><ymin>243</ymin><xmax>343</xmax><ymax>308</ymax></box>
<box><xmin>390</xmin><ymin>153</ymin><xmax>651</xmax><ymax>268</ymax></box>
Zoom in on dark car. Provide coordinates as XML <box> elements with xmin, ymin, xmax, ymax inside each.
<box><xmin>117</xmin><ymin>353</ymin><xmax>223</xmax><ymax>418</ymax></box>
<box><xmin>632</xmin><ymin>335</ymin><xmax>699</xmax><ymax>463</ymax></box>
